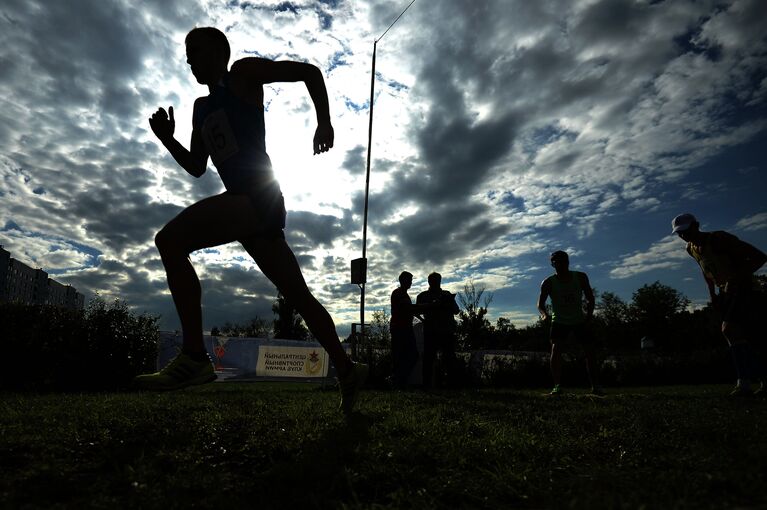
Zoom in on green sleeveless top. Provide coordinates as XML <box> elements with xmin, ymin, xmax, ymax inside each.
<box><xmin>545</xmin><ymin>271</ymin><xmax>586</xmax><ymax>325</ymax></box>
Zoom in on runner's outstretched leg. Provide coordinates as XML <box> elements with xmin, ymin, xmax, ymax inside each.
<box><xmin>241</xmin><ymin>236</ymin><xmax>352</xmax><ymax>375</ymax></box>
<box><xmin>242</xmin><ymin>236</ymin><xmax>366</xmax><ymax>414</ymax></box>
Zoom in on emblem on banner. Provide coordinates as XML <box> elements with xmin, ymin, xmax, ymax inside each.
<box><xmin>213</xmin><ymin>337</ymin><xmax>229</xmax><ymax>370</ymax></box>
<box><xmin>305</xmin><ymin>350</ymin><xmax>322</xmax><ymax>375</ymax></box>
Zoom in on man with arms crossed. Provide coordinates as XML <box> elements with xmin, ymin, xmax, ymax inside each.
<box><xmin>416</xmin><ymin>272</ymin><xmax>460</xmax><ymax>389</ymax></box>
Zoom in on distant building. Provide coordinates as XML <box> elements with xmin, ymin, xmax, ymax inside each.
<box><xmin>0</xmin><ymin>245</ymin><xmax>84</xmax><ymax>309</ymax></box>
<box><xmin>47</xmin><ymin>278</ymin><xmax>68</xmax><ymax>307</ymax></box>
<box><xmin>65</xmin><ymin>285</ymin><xmax>85</xmax><ymax>309</ymax></box>
<box><xmin>0</xmin><ymin>246</ymin><xmax>11</xmax><ymax>302</ymax></box>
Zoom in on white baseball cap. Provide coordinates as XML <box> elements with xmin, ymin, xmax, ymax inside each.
<box><xmin>671</xmin><ymin>213</ymin><xmax>697</xmax><ymax>233</ymax></box>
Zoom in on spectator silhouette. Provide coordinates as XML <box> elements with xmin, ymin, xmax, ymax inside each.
<box><xmin>389</xmin><ymin>271</ymin><xmax>421</xmax><ymax>389</ymax></box>
<box><xmin>537</xmin><ymin>251</ymin><xmax>603</xmax><ymax>396</ymax></box>
<box><xmin>416</xmin><ymin>272</ymin><xmax>460</xmax><ymax>388</ymax></box>
<box><xmin>135</xmin><ymin>27</ymin><xmax>366</xmax><ymax>414</ymax></box>
<box><xmin>672</xmin><ymin>213</ymin><xmax>767</xmax><ymax>396</ymax></box>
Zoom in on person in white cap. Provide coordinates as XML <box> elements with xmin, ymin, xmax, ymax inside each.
<box><xmin>672</xmin><ymin>213</ymin><xmax>767</xmax><ymax>396</ymax></box>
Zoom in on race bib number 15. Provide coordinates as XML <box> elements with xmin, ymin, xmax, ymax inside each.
<box><xmin>201</xmin><ymin>109</ymin><xmax>239</xmax><ymax>166</ymax></box>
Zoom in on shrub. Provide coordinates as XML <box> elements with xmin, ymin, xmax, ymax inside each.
<box><xmin>0</xmin><ymin>297</ymin><xmax>159</xmax><ymax>391</ymax></box>
<box><xmin>355</xmin><ymin>346</ymin><xmax>394</xmax><ymax>389</ymax></box>
<box><xmin>480</xmin><ymin>348</ymin><xmax>734</xmax><ymax>388</ymax></box>
<box><xmin>481</xmin><ymin>351</ymin><xmax>551</xmax><ymax>388</ymax></box>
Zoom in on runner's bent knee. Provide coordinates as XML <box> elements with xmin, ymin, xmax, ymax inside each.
<box><xmin>155</xmin><ymin>225</ymin><xmax>190</xmax><ymax>257</ymax></box>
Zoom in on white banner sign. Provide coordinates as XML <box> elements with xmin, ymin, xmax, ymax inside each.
<box><xmin>256</xmin><ymin>345</ymin><xmax>329</xmax><ymax>378</ymax></box>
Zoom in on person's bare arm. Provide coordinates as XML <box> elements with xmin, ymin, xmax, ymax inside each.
<box><xmin>233</xmin><ymin>57</ymin><xmax>333</xmax><ymax>154</ymax></box>
<box><xmin>704</xmin><ymin>271</ymin><xmax>723</xmax><ymax>312</ymax></box>
<box><xmin>580</xmin><ymin>273</ymin><xmax>595</xmax><ymax>320</ymax></box>
<box><xmin>685</xmin><ymin>242</ymin><xmax>718</xmax><ymax>303</ymax></box>
<box><xmin>537</xmin><ymin>280</ymin><xmax>551</xmax><ymax>321</ymax></box>
<box><xmin>713</xmin><ymin>233</ymin><xmax>766</xmax><ymax>295</ymax></box>
<box><xmin>448</xmin><ymin>292</ymin><xmax>460</xmax><ymax>315</ymax></box>
<box><xmin>732</xmin><ymin>239</ymin><xmax>767</xmax><ymax>275</ymax></box>
<box><xmin>148</xmin><ymin>105</ymin><xmax>208</xmax><ymax>177</ymax></box>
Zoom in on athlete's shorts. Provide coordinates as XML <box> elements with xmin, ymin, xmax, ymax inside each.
<box><xmin>720</xmin><ymin>288</ymin><xmax>754</xmax><ymax>325</ymax></box>
<box><xmin>226</xmin><ymin>180</ymin><xmax>286</xmax><ymax>240</ymax></box>
<box><xmin>549</xmin><ymin>321</ymin><xmax>595</xmax><ymax>347</ymax></box>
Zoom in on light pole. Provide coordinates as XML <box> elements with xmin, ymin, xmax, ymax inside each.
<box><xmin>351</xmin><ymin>0</ymin><xmax>417</xmax><ymax>357</ymax></box>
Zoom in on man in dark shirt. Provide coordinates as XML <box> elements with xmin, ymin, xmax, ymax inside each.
<box><xmin>390</xmin><ymin>271</ymin><xmax>420</xmax><ymax>388</ymax></box>
<box><xmin>417</xmin><ymin>272</ymin><xmax>460</xmax><ymax>388</ymax></box>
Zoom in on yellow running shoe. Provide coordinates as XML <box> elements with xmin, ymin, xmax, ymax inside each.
<box><xmin>338</xmin><ymin>361</ymin><xmax>368</xmax><ymax>415</ymax></box>
<box><xmin>133</xmin><ymin>352</ymin><xmax>216</xmax><ymax>391</ymax></box>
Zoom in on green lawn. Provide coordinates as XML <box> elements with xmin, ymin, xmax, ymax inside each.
<box><xmin>1</xmin><ymin>383</ymin><xmax>765</xmax><ymax>509</ymax></box>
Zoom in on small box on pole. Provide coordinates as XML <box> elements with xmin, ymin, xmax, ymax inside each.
<box><xmin>351</xmin><ymin>257</ymin><xmax>367</xmax><ymax>284</ymax></box>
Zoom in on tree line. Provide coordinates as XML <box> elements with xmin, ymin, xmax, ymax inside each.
<box><xmin>364</xmin><ymin>276</ymin><xmax>767</xmax><ymax>354</ymax></box>
<box><xmin>210</xmin><ymin>293</ymin><xmax>311</xmax><ymax>340</ymax></box>
<box><xmin>212</xmin><ymin>276</ymin><xmax>765</xmax><ymax>353</ymax></box>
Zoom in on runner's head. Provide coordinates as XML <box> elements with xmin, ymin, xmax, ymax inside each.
<box><xmin>399</xmin><ymin>271</ymin><xmax>413</xmax><ymax>289</ymax></box>
<box><xmin>671</xmin><ymin>213</ymin><xmax>700</xmax><ymax>242</ymax></box>
<box><xmin>185</xmin><ymin>27</ymin><xmax>230</xmax><ymax>84</ymax></box>
<box><xmin>550</xmin><ymin>250</ymin><xmax>569</xmax><ymax>272</ymax></box>
<box><xmin>427</xmin><ymin>272</ymin><xmax>441</xmax><ymax>288</ymax></box>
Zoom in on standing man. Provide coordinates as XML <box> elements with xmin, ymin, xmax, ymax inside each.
<box><xmin>537</xmin><ymin>251</ymin><xmax>603</xmax><ymax>396</ymax></box>
<box><xmin>135</xmin><ymin>27</ymin><xmax>367</xmax><ymax>414</ymax></box>
<box><xmin>417</xmin><ymin>272</ymin><xmax>460</xmax><ymax>388</ymax></box>
<box><xmin>389</xmin><ymin>271</ymin><xmax>421</xmax><ymax>389</ymax></box>
<box><xmin>672</xmin><ymin>213</ymin><xmax>766</xmax><ymax>396</ymax></box>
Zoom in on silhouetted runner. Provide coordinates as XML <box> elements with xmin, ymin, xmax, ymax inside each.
<box><xmin>537</xmin><ymin>251</ymin><xmax>603</xmax><ymax>396</ymax></box>
<box><xmin>135</xmin><ymin>27</ymin><xmax>367</xmax><ymax>413</ymax></box>
<box><xmin>672</xmin><ymin>213</ymin><xmax>767</xmax><ymax>396</ymax></box>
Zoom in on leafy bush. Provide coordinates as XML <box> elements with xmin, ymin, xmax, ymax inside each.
<box><xmin>0</xmin><ymin>297</ymin><xmax>159</xmax><ymax>391</ymax></box>
<box><xmin>481</xmin><ymin>351</ymin><xmax>551</xmax><ymax>388</ymax></box>
<box><xmin>354</xmin><ymin>346</ymin><xmax>394</xmax><ymax>388</ymax></box>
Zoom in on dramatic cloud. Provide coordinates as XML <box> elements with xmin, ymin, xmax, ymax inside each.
<box><xmin>609</xmin><ymin>236</ymin><xmax>689</xmax><ymax>280</ymax></box>
<box><xmin>735</xmin><ymin>212</ymin><xmax>767</xmax><ymax>232</ymax></box>
<box><xmin>1</xmin><ymin>0</ymin><xmax>765</xmax><ymax>335</ymax></box>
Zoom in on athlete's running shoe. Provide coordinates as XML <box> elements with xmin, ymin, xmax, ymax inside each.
<box><xmin>338</xmin><ymin>361</ymin><xmax>368</xmax><ymax>415</ymax></box>
<box><xmin>549</xmin><ymin>384</ymin><xmax>562</xmax><ymax>395</ymax></box>
<box><xmin>754</xmin><ymin>382</ymin><xmax>765</xmax><ymax>397</ymax></box>
<box><xmin>133</xmin><ymin>352</ymin><xmax>216</xmax><ymax>391</ymax></box>
<box><xmin>591</xmin><ymin>386</ymin><xmax>606</xmax><ymax>397</ymax></box>
<box><xmin>729</xmin><ymin>384</ymin><xmax>753</xmax><ymax>397</ymax></box>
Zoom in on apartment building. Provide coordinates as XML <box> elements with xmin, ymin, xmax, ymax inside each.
<box><xmin>0</xmin><ymin>245</ymin><xmax>84</xmax><ymax>309</ymax></box>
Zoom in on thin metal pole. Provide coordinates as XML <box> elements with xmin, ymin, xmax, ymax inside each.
<box><xmin>360</xmin><ymin>40</ymin><xmax>377</xmax><ymax>342</ymax></box>
<box><xmin>358</xmin><ymin>1</ymin><xmax>416</xmax><ymax>348</ymax></box>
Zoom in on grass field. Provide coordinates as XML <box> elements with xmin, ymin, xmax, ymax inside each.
<box><xmin>1</xmin><ymin>383</ymin><xmax>765</xmax><ymax>509</ymax></box>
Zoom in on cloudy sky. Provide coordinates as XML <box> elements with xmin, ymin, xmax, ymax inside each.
<box><xmin>1</xmin><ymin>0</ymin><xmax>765</xmax><ymax>337</ymax></box>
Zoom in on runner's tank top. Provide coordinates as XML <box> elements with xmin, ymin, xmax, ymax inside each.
<box><xmin>193</xmin><ymin>72</ymin><xmax>276</xmax><ymax>194</ymax></box>
<box><xmin>546</xmin><ymin>271</ymin><xmax>586</xmax><ymax>325</ymax></box>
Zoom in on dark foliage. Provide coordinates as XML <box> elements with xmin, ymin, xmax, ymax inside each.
<box><xmin>272</xmin><ymin>293</ymin><xmax>310</xmax><ymax>340</ymax></box>
<box><xmin>0</xmin><ymin>297</ymin><xmax>159</xmax><ymax>391</ymax></box>
<box><xmin>456</xmin><ymin>280</ymin><xmax>494</xmax><ymax>350</ymax></box>
<box><xmin>211</xmin><ymin>317</ymin><xmax>272</xmax><ymax>338</ymax></box>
